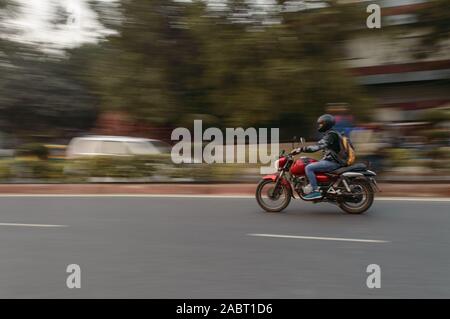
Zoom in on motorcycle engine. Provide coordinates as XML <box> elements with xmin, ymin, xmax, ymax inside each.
<box><xmin>302</xmin><ymin>184</ymin><xmax>313</xmax><ymax>194</ymax></box>
<box><xmin>294</xmin><ymin>176</ymin><xmax>312</xmax><ymax>194</ymax></box>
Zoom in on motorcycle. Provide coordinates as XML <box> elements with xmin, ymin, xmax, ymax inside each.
<box><xmin>256</xmin><ymin>137</ymin><xmax>379</xmax><ymax>214</ymax></box>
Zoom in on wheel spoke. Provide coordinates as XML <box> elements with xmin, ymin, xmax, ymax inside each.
<box><xmin>257</xmin><ymin>180</ymin><xmax>289</xmax><ymax>212</ymax></box>
<box><xmin>339</xmin><ymin>181</ymin><xmax>374</xmax><ymax>214</ymax></box>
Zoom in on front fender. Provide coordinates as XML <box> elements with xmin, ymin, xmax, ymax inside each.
<box><xmin>262</xmin><ymin>174</ymin><xmax>278</xmax><ymax>182</ymax></box>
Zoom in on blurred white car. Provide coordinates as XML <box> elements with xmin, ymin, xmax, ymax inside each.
<box><xmin>66</xmin><ymin>136</ymin><xmax>171</xmax><ymax>158</ymax></box>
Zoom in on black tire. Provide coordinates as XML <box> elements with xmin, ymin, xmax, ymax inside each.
<box><xmin>256</xmin><ymin>179</ymin><xmax>291</xmax><ymax>213</ymax></box>
<box><xmin>339</xmin><ymin>179</ymin><xmax>374</xmax><ymax>214</ymax></box>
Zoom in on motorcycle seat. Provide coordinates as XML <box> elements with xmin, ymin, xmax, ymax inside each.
<box><xmin>330</xmin><ymin>163</ymin><xmax>367</xmax><ymax>175</ymax></box>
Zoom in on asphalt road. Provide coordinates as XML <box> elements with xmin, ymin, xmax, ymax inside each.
<box><xmin>0</xmin><ymin>195</ymin><xmax>449</xmax><ymax>298</ymax></box>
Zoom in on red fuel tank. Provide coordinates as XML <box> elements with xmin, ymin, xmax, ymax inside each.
<box><xmin>290</xmin><ymin>157</ymin><xmax>331</xmax><ymax>183</ymax></box>
<box><xmin>290</xmin><ymin>157</ymin><xmax>316</xmax><ymax>176</ymax></box>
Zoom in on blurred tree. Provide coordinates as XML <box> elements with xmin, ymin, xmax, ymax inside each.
<box><xmin>79</xmin><ymin>0</ymin><xmax>372</xmax><ymax>139</ymax></box>
<box><xmin>0</xmin><ymin>49</ymin><xmax>98</xmax><ymax>138</ymax></box>
<box><xmin>72</xmin><ymin>0</ymin><xmax>183</xmax><ymax>127</ymax></box>
<box><xmin>1</xmin><ymin>0</ymin><xmax>374</xmax><ymax>141</ymax></box>
<box><xmin>0</xmin><ymin>0</ymin><xmax>99</xmax><ymax>139</ymax></box>
<box><xmin>178</xmin><ymin>0</ymin><xmax>372</xmax><ymax>133</ymax></box>
<box><xmin>0</xmin><ymin>50</ymin><xmax>98</xmax><ymax>137</ymax></box>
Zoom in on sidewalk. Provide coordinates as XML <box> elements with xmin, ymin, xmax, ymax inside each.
<box><xmin>0</xmin><ymin>183</ymin><xmax>448</xmax><ymax>197</ymax></box>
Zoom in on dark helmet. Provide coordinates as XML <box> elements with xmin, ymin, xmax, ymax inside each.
<box><xmin>317</xmin><ymin>114</ymin><xmax>335</xmax><ymax>132</ymax></box>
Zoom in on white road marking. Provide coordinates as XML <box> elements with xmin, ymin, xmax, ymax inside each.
<box><xmin>248</xmin><ymin>233</ymin><xmax>389</xmax><ymax>243</ymax></box>
<box><xmin>0</xmin><ymin>194</ymin><xmax>447</xmax><ymax>201</ymax></box>
<box><xmin>0</xmin><ymin>223</ymin><xmax>67</xmax><ymax>228</ymax></box>
<box><xmin>375</xmin><ymin>197</ymin><xmax>450</xmax><ymax>202</ymax></box>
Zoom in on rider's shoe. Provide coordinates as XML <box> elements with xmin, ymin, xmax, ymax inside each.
<box><xmin>304</xmin><ymin>189</ymin><xmax>322</xmax><ymax>200</ymax></box>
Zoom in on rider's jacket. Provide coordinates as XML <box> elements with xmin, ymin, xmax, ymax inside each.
<box><xmin>302</xmin><ymin>130</ymin><xmax>341</xmax><ymax>163</ymax></box>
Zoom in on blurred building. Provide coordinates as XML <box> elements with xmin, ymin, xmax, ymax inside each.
<box><xmin>342</xmin><ymin>0</ymin><xmax>450</xmax><ymax>122</ymax></box>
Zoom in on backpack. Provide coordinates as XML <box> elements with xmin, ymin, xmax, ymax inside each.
<box><xmin>329</xmin><ymin>130</ymin><xmax>356</xmax><ymax>166</ymax></box>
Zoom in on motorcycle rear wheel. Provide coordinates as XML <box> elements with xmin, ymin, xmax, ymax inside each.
<box><xmin>339</xmin><ymin>179</ymin><xmax>374</xmax><ymax>214</ymax></box>
<box><xmin>256</xmin><ymin>179</ymin><xmax>291</xmax><ymax>213</ymax></box>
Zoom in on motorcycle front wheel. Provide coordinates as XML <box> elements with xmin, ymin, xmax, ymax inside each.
<box><xmin>339</xmin><ymin>179</ymin><xmax>374</xmax><ymax>214</ymax></box>
<box><xmin>256</xmin><ymin>179</ymin><xmax>291</xmax><ymax>213</ymax></box>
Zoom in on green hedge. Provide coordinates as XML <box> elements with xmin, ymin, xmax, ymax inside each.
<box><xmin>0</xmin><ymin>155</ymin><xmax>172</xmax><ymax>181</ymax></box>
<box><xmin>64</xmin><ymin>155</ymin><xmax>172</xmax><ymax>179</ymax></box>
<box><xmin>9</xmin><ymin>159</ymin><xmax>65</xmax><ymax>180</ymax></box>
<box><xmin>0</xmin><ymin>149</ymin><xmax>448</xmax><ymax>182</ymax></box>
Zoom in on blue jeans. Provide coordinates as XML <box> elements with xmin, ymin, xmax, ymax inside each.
<box><xmin>305</xmin><ymin>160</ymin><xmax>340</xmax><ymax>189</ymax></box>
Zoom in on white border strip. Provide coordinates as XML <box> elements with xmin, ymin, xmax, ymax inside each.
<box><xmin>248</xmin><ymin>233</ymin><xmax>389</xmax><ymax>243</ymax></box>
<box><xmin>376</xmin><ymin>197</ymin><xmax>450</xmax><ymax>202</ymax></box>
<box><xmin>0</xmin><ymin>222</ymin><xmax>67</xmax><ymax>228</ymax></box>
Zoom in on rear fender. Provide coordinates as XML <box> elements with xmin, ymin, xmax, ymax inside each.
<box><xmin>363</xmin><ymin>170</ymin><xmax>377</xmax><ymax>177</ymax></box>
<box><xmin>342</xmin><ymin>172</ymin><xmax>365</xmax><ymax>178</ymax></box>
<box><xmin>341</xmin><ymin>172</ymin><xmax>379</xmax><ymax>193</ymax></box>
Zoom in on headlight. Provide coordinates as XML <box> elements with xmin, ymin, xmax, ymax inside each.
<box><xmin>274</xmin><ymin>159</ymin><xmax>280</xmax><ymax>170</ymax></box>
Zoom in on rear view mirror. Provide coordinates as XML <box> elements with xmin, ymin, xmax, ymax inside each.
<box><xmin>292</xmin><ymin>136</ymin><xmax>297</xmax><ymax>148</ymax></box>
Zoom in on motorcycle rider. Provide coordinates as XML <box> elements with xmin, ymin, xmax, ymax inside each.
<box><xmin>290</xmin><ymin>114</ymin><xmax>342</xmax><ymax>200</ymax></box>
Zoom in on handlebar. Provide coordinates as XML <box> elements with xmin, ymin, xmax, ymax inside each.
<box><xmin>288</xmin><ymin>147</ymin><xmax>303</xmax><ymax>156</ymax></box>
<box><xmin>280</xmin><ymin>147</ymin><xmax>303</xmax><ymax>158</ymax></box>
